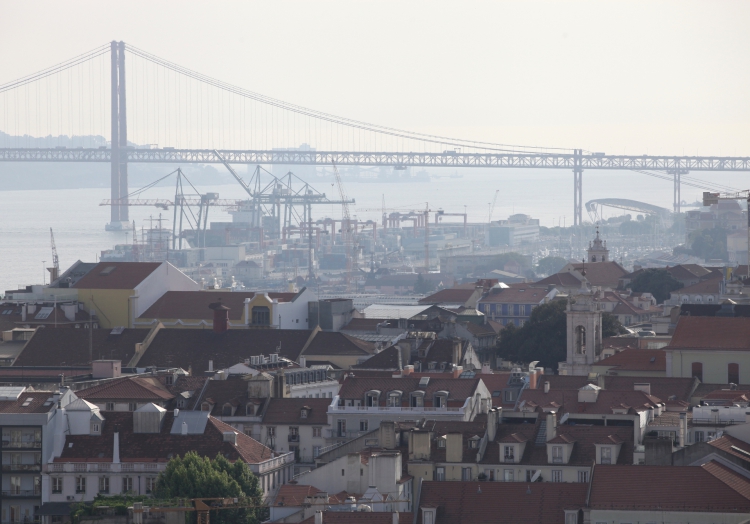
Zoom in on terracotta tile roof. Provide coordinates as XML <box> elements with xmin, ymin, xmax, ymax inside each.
<box><xmin>139</xmin><ymin>291</ymin><xmax>297</xmax><ymax>321</ymax></box>
<box><xmin>273</xmin><ymin>484</ymin><xmax>324</xmax><ymax>506</ymax></box>
<box><xmin>195</xmin><ymin>377</ymin><xmax>260</xmax><ymax>416</ymax></box>
<box><xmin>589</xmin><ymin>464</ymin><xmax>750</xmax><ymax>512</ymax></box>
<box><xmin>262</xmin><ymin>398</ymin><xmax>331</xmax><ymax>426</ymax></box>
<box><xmin>55</xmin><ymin>411</ymin><xmax>274</xmax><ymax>464</ymax></box>
<box><xmin>478</xmin><ymin>284</ymin><xmax>549</xmax><ymax>304</ymax></box>
<box><xmin>674</xmin><ymin>274</ymin><xmax>723</xmax><ymax>295</ymax></box>
<box><xmin>533</xmin><ymin>272</ymin><xmax>582</xmax><ymax>288</ymax></box>
<box><xmin>708</xmin><ymin>435</ymin><xmax>750</xmax><ymax>463</ymax></box>
<box><xmin>702</xmin><ymin>390</ymin><xmax>750</xmax><ymax>402</ymax></box>
<box><xmin>304</xmin><ymin>332</ymin><xmax>375</xmax><ymax>356</ymax></box>
<box><xmin>594</xmin><ymin>349</ymin><xmax>666</xmax><ymax>372</ymax></box>
<box><xmin>568</xmin><ymin>261</ymin><xmax>628</xmax><ymax>288</ymax></box>
<box><xmin>417</xmin><ymin>481</ymin><xmax>587</xmax><ymax>523</ymax></box>
<box><xmin>353</xmin><ymin>346</ymin><xmax>402</xmax><ymax>370</ymax></box>
<box><xmin>601</xmin><ymin>376</ymin><xmax>697</xmax><ymax>403</ymax></box>
<box><xmin>419</xmin><ymin>288</ymin><xmax>475</xmax><ymax>305</ymax></box>
<box><xmin>338</xmin><ymin>376</ymin><xmax>481</xmax><ymax>406</ymax></box>
<box><xmin>136</xmin><ymin>329</ymin><xmax>313</xmax><ymax>374</ymax></box>
<box><xmin>601</xmin><ymin>336</ymin><xmax>640</xmax><ymax>349</ymax></box>
<box><xmin>156</xmin><ymin>375</ymin><xmax>209</xmax><ymax>396</ymax></box>
<box><xmin>72</xmin><ymin>262</ymin><xmax>162</xmax><ymax>290</ymax></box>
<box><xmin>462</xmin><ymin>321</ymin><xmax>496</xmax><ymax>337</ymax></box>
<box><xmin>14</xmin><ymin>328</ymin><xmax>150</xmax><ymax>367</ymax></box>
<box><xmin>537</xmin><ymin>375</ymin><xmax>595</xmax><ymax>391</ymax></box>
<box><xmin>0</xmin><ymin>391</ymin><xmax>57</xmax><ymax>414</ymax></box>
<box><xmin>517</xmin><ymin>389</ymin><xmax>661</xmax><ymax>416</ymax></box>
<box><xmin>77</xmin><ymin>377</ymin><xmax>175</xmax><ymax>402</ymax></box>
<box><xmin>668</xmin><ymin>316</ymin><xmax>750</xmax><ymax>351</ymax></box>
<box><xmin>299</xmin><ymin>512</ymin><xmax>413</xmax><ymax>524</ymax></box>
<box><xmin>703</xmin><ymin>460</ymin><xmax>750</xmax><ymax>500</ymax></box>
<box><xmin>476</xmin><ymin>373</ymin><xmax>512</xmax><ymax>394</ymax></box>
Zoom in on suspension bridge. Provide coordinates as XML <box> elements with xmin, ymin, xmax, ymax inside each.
<box><xmin>1</xmin><ymin>41</ymin><xmax>748</xmax><ymax>230</ymax></box>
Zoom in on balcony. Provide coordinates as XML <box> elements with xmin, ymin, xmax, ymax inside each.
<box><xmin>256</xmin><ymin>452</ymin><xmax>294</xmax><ymax>474</ymax></box>
<box><xmin>288</xmin><ymin>434</ymin><xmax>300</xmax><ymax>443</ymax></box>
<box><xmin>503</xmin><ymin>456</ymin><xmax>515</xmax><ymax>463</ymax></box>
<box><xmin>2</xmin><ymin>489</ymin><xmax>41</xmax><ymax>497</ymax></box>
<box><xmin>2</xmin><ymin>464</ymin><xmax>42</xmax><ymax>472</ymax></box>
<box><xmin>2</xmin><ymin>439</ymin><xmax>42</xmax><ymax>449</ymax></box>
<box><xmin>552</xmin><ymin>457</ymin><xmax>563</xmax><ymax>464</ymax></box>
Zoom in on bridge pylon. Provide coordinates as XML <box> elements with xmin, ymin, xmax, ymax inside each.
<box><xmin>106</xmin><ymin>41</ymin><xmax>129</xmax><ymax>231</ymax></box>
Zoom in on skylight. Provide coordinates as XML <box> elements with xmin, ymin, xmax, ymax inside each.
<box><xmin>35</xmin><ymin>307</ymin><xmax>54</xmax><ymax>320</ymax></box>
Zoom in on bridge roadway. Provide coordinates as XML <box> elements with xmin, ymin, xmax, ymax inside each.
<box><xmin>2</xmin><ymin>148</ymin><xmax>750</xmax><ymax>171</ymax></box>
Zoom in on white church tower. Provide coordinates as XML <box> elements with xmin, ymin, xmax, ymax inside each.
<box><xmin>587</xmin><ymin>226</ymin><xmax>609</xmax><ymax>263</ymax></box>
<box><xmin>558</xmin><ymin>278</ymin><xmax>603</xmax><ymax>376</ymax></box>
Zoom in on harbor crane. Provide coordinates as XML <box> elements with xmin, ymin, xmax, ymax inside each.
<box><xmin>48</xmin><ymin>228</ymin><xmax>60</xmax><ymax>282</ymax></box>
<box><xmin>333</xmin><ymin>163</ymin><xmax>355</xmax><ymax>290</ymax></box>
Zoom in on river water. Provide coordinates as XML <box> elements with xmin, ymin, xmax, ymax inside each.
<box><xmin>0</xmin><ymin>168</ymin><xmax>743</xmax><ymax>293</ymax></box>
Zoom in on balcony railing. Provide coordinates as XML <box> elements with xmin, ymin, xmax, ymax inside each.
<box><xmin>503</xmin><ymin>456</ymin><xmax>515</xmax><ymax>463</ymax></box>
<box><xmin>2</xmin><ymin>464</ymin><xmax>41</xmax><ymax>472</ymax></box>
<box><xmin>44</xmin><ymin>462</ymin><xmax>165</xmax><ymax>473</ymax></box>
<box><xmin>551</xmin><ymin>457</ymin><xmax>563</xmax><ymax>464</ymax></box>
<box><xmin>257</xmin><ymin>452</ymin><xmax>294</xmax><ymax>474</ymax></box>
<box><xmin>2</xmin><ymin>440</ymin><xmax>42</xmax><ymax>449</ymax></box>
<box><xmin>2</xmin><ymin>489</ymin><xmax>41</xmax><ymax>497</ymax></box>
<box><xmin>288</xmin><ymin>434</ymin><xmax>300</xmax><ymax>443</ymax></box>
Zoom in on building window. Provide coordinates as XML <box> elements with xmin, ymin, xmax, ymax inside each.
<box><xmin>52</xmin><ymin>477</ymin><xmax>62</xmax><ymax>494</ymax></box>
<box><xmin>565</xmin><ymin>512</ymin><xmax>577</xmax><ymax>524</ymax></box>
<box><xmin>252</xmin><ymin>306</ymin><xmax>270</xmax><ymax>325</ymax></box>
<box><xmin>484</xmin><ymin>469</ymin><xmax>495</xmax><ymax>481</ymax></box>
<box><xmin>525</xmin><ymin>470</ymin><xmax>537</xmax><ymax>482</ymax></box>
<box><xmin>503</xmin><ymin>390</ymin><xmax>516</xmax><ymax>403</ymax></box>
<box><xmin>313</xmin><ymin>427</ymin><xmax>322</xmax><ymax>438</ymax></box>
<box><xmin>387</xmin><ymin>392</ymin><xmax>401</xmax><ymax>407</ymax></box>
<box><xmin>201</xmin><ymin>402</ymin><xmax>211</xmax><ymax>412</ymax></box>
<box><xmin>461</xmin><ymin>467</ymin><xmax>472</xmax><ymax>481</ymax></box>
<box><xmin>504</xmin><ymin>445</ymin><xmax>515</xmax><ymax>462</ymax></box>
<box><xmin>146</xmin><ymin>477</ymin><xmax>156</xmax><ymax>494</ymax></box>
<box><xmin>337</xmin><ymin>419</ymin><xmax>347</xmax><ymax>437</ymax></box>
<box><xmin>551</xmin><ymin>470</ymin><xmax>562</xmax><ymax>482</ymax></box>
<box><xmin>92</xmin><ymin>424</ymin><xmax>100</xmax><ymax>434</ymax></box>
<box><xmin>729</xmin><ymin>363</ymin><xmax>740</xmax><ymax>384</ymax></box>
<box><xmin>695</xmin><ymin>431</ymin><xmax>705</xmax><ymax>442</ymax></box>
<box><xmin>411</xmin><ymin>393</ymin><xmax>424</xmax><ymax>408</ymax></box>
<box><xmin>600</xmin><ymin>447</ymin><xmax>612</xmax><ymax>464</ymax></box>
<box><xmin>360</xmin><ymin>420</ymin><xmax>368</xmax><ymax>432</ymax></box>
<box><xmin>365</xmin><ymin>391</ymin><xmax>379</xmax><ymax>407</ymax></box>
<box><xmin>76</xmin><ymin>476</ymin><xmax>86</xmax><ymax>494</ymax></box>
<box><xmin>436</xmin><ymin>467</ymin><xmax>445</xmax><ymax>481</ymax></box>
<box><xmin>98</xmin><ymin>476</ymin><xmax>109</xmax><ymax>494</ymax></box>
<box><xmin>122</xmin><ymin>477</ymin><xmax>133</xmax><ymax>493</ymax></box>
<box><xmin>575</xmin><ymin>326</ymin><xmax>586</xmax><ymax>354</ymax></box>
<box><xmin>301</xmin><ymin>409</ymin><xmax>308</xmax><ymax>419</ymax></box>
<box><xmin>128</xmin><ymin>403</ymin><xmax>137</xmax><ymax>412</ymax></box>
<box><xmin>692</xmin><ymin>362</ymin><xmax>703</xmax><ymax>382</ymax></box>
<box><xmin>503</xmin><ymin>469</ymin><xmax>514</xmax><ymax>482</ymax></box>
<box><xmin>165</xmin><ymin>375</ymin><xmax>174</xmax><ymax>385</ymax></box>
<box><xmin>105</xmin><ymin>402</ymin><xmax>115</xmax><ymax>411</ymax></box>
<box><xmin>267</xmin><ymin>426</ymin><xmax>276</xmax><ymax>437</ymax></box>
<box><xmin>578</xmin><ymin>470</ymin><xmax>589</xmax><ymax>483</ymax></box>
<box><xmin>313</xmin><ymin>446</ymin><xmax>321</xmax><ymax>458</ymax></box>
<box><xmin>552</xmin><ymin>445</ymin><xmax>563</xmax><ymax>463</ymax></box>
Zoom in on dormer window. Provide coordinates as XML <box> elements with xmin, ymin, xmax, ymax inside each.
<box><xmin>301</xmin><ymin>408</ymin><xmax>308</xmax><ymax>419</ymax></box>
<box><xmin>410</xmin><ymin>391</ymin><xmax>425</xmax><ymax>408</ymax></box>
<box><xmin>365</xmin><ymin>390</ymin><xmax>380</xmax><ymax>407</ymax></box>
<box><xmin>91</xmin><ymin>423</ymin><xmax>101</xmax><ymax>435</ymax></box>
<box><xmin>386</xmin><ymin>391</ymin><xmax>402</xmax><ymax>407</ymax></box>
<box><xmin>201</xmin><ymin>402</ymin><xmax>211</xmax><ymax>412</ymax></box>
<box><xmin>434</xmin><ymin>391</ymin><xmax>449</xmax><ymax>408</ymax></box>
<box><xmin>437</xmin><ymin>436</ymin><xmax>446</xmax><ymax>448</ymax></box>
<box><xmin>552</xmin><ymin>445</ymin><xmax>563</xmax><ymax>463</ymax></box>
<box><xmin>165</xmin><ymin>375</ymin><xmax>174</xmax><ymax>386</ymax></box>
<box><xmin>246</xmin><ymin>403</ymin><xmax>255</xmax><ymax>416</ymax></box>
<box><xmin>600</xmin><ymin>446</ymin><xmax>612</xmax><ymax>464</ymax></box>
<box><xmin>503</xmin><ymin>445</ymin><xmax>515</xmax><ymax>462</ymax></box>
<box><xmin>468</xmin><ymin>436</ymin><xmax>480</xmax><ymax>449</ymax></box>
<box><xmin>222</xmin><ymin>404</ymin><xmax>233</xmax><ymax>417</ymax></box>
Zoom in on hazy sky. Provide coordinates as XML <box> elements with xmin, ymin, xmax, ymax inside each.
<box><xmin>2</xmin><ymin>1</ymin><xmax>748</xmax><ymax>155</ymax></box>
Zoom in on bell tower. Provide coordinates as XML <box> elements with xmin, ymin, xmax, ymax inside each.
<box><xmin>587</xmin><ymin>226</ymin><xmax>609</xmax><ymax>263</ymax></box>
<box><xmin>559</xmin><ymin>281</ymin><xmax>603</xmax><ymax>376</ymax></box>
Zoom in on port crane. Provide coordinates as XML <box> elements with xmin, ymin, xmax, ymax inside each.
<box><xmin>333</xmin><ymin>163</ymin><xmax>355</xmax><ymax>290</ymax></box>
<box><xmin>48</xmin><ymin>228</ymin><xmax>60</xmax><ymax>282</ymax></box>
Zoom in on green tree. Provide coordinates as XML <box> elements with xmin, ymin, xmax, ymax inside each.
<box><xmin>535</xmin><ymin>256</ymin><xmax>568</xmax><ymax>276</ymax></box>
<box><xmin>154</xmin><ymin>452</ymin><xmax>264</xmax><ymax>524</ymax></box>
<box><xmin>414</xmin><ymin>273</ymin><xmax>435</xmax><ymax>294</ymax></box>
<box><xmin>496</xmin><ymin>300</ymin><xmax>567</xmax><ymax>370</ymax></box>
<box><xmin>627</xmin><ymin>268</ymin><xmax>683</xmax><ymax>304</ymax></box>
<box><xmin>690</xmin><ymin>227</ymin><xmax>728</xmax><ymax>261</ymax></box>
<box><xmin>602</xmin><ymin>312</ymin><xmax>627</xmax><ymax>337</ymax></box>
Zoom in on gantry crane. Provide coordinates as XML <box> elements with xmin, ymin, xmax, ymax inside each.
<box><xmin>333</xmin><ymin>163</ymin><xmax>355</xmax><ymax>290</ymax></box>
<box><xmin>48</xmin><ymin>228</ymin><xmax>60</xmax><ymax>282</ymax></box>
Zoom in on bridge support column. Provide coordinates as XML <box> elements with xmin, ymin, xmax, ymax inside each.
<box><xmin>108</xmin><ymin>41</ymin><xmax>120</xmax><ymax>229</ymax></box>
<box><xmin>118</xmin><ymin>41</ymin><xmax>129</xmax><ymax>223</ymax></box>
<box><xmin>668</xmin><ymin>168</ymin><xmax>688</xmax><ymax>215</ymax></box>
<box><xmin>573</xmin><ymin>149</ymin><xmax>583</xmax><ymax>228</ymax></box>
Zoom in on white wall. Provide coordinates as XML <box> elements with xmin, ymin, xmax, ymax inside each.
<box><xmin>133</xmin><ymin>262</ymin><xmax>199</xmax><ymax>320</ymax></box>
<box><xmin>276</xmin><ymin>288</ymin><xmax>317</xmax><ymax>329</ymax></box>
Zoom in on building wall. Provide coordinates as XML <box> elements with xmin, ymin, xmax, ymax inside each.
<box><xmin>134</xmin><ymin>263</ymin><xmax>199</xmax><ymax>322</ymax></box>
<box><xmin>77</xmin><ymin>289</ymin><xmax>133</xmax><ymax>329</ymax></box>
<box><xmin>255</xmin><ymin>423</ymin><xmax>329</xmax><ymax>464</ymax></box>
<box><xmin>588</xmin><ymin>509</ymin><xmax>750</xmax><ymax>524</ymax></box>
<box><xmin>667</xmin><ymin>349</ymin><xmax>750</xmax><ymax>384</ymax></box>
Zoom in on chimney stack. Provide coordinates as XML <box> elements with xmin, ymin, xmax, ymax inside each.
<box><xmin>544</xmin><ymin>381</ymin><xmax>550</xmax><ymax>394</ymax></box>
<box><xmin>208</xmin><ymin>300</ymin><xmax>230</xmax><ymax>334</ymax></box>
<box><xmin>314</xmin><ymin>510</ymin><xmax>323</xmax><ymax>524</ymax></box>
<box><xmin>181</xmin><ymin>421</ymin><xmax>188</xmax><ymax>435</ymax></box>
<box><xmin>208</xmin><ymin>360</ymin><xmax>214</xmax><ymax>372</ymax></box>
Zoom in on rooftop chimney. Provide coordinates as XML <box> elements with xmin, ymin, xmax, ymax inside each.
<box><xmin>208</xmin><ymin>360</ymin><xmax>214</xmax><ymax>372</ymax></box>
<box><xmin>181</xmin><ymin>421</ymin><xmax>188</xmax><ymax>436</ymax></box>
<box><xmin>208</xmin><ymin>300</ymin><xmax>230</xmax><ymax>334</ymax></box>
<box><xmin>544</xmin><ymin>381</ymin><xmax>550</xmax><ymax>394</ymax></box>
<box><xmin>314</xmin><ymin>510</ymin><xmax>323</xmax><ymax>524</ymax></box>
<box><xmin>113</xmin><ymin>429</ymin><xmax>120</xmax><ymax>464</ymax></box>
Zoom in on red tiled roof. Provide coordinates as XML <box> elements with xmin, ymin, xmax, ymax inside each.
<box><xmin>353</xmin><ymin>346</ymin><xmax>402</xmax><ymax>370</ymax></box>
<box><xmin>55</xmin><ymin>411</ymin><xmax>273</xmax><ymax>464</ymax></box>
<box><xmin>479</xmin><ymin>284</ymin><xmax>549</xmax><ymax>304</ymax></box>
<box><xmin>589</xmin><ymin>465</ymin><xmax>750</xmax><ymax>512</ymax></box>
<box><xmin>419</xmin><ymin>288</ymin><xmax>475</xmax><ymax>305</ymax></box>
<box><xmin>139</xmin><ymin>291</ymin><xmax>297</xmax><ymax>321</ymax></box>
<box><xmin>601</xmin><ymin>376</ymin><xmax>697</xmax><ymax>403</ymax></box>
<box><xmin>77</xmin><ymin>377</ymin><xmax>174</xmax><ymax>402</ymax></box>
<box><xmin>708</xmin><ymin>435</ymin><xmax>750</xmax><ymax>463</ymax></box>
<box><xmin>675</xmin><ymin>274</ymin><xmax>722</xmax><ymax>294</ymax></box>
<box><xmin>341</xmin><ymin>318</ymin><xmax>386</xmax><ymax>332</ymax></box>
<box><xmin>262</xmin><ymin>398</ymin><xmax>331</xmax><ymax>425</ymax></box>
<box><xmin>533</xmin><ymin>271</ymin><xmax>583</xmax><ymax>288</ymax></box>
<box><xmin>594</xmin><ymin>349</ymin><xmax>666</xmax><ymax>372</ymax></box>
<box><xmin>568</xmin><ymin>261</ymin><xmax>628</xmax><ymax>288</ymax></box>
<box><xmin>668</xmin><ymin>316</ymin><xmax>750</xmax><ymax>351</ymax></box>
<box><xmin>703</xmin><ymin>460</ymin><xmax>750</xmax><ymax>500</ymax></box>
<box><xmin>273</xmin><ymin>484</ymin><xmax>323</xmax><ymax>506</ymax></box>
<box><xmin>14</xmin><ymin>328</ymin><xmax>150</xmax><ymax>367</ymax></box>
<box><xmin>518</xmin><ymin>389</ymin><xmax>661</xmax><ymax>415</ymax></box>
<box><xmin>72</xmin><ymin>262</ymin><xmax>162</xmax><ymax>290</ymax></box>
<box><xmin>304</xmin><ymin>332</ymin><xmax>375</xmax><ymax>356</ymax></box>
<box><xmin>417</xmin><ymin>481</ymin><xmax>587</xmax><ymax>523</ymax></box>
<box><xmin>0</xmin><ymin>391</ymin><xmax>56</xmax><ymax>414</ymax></box>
